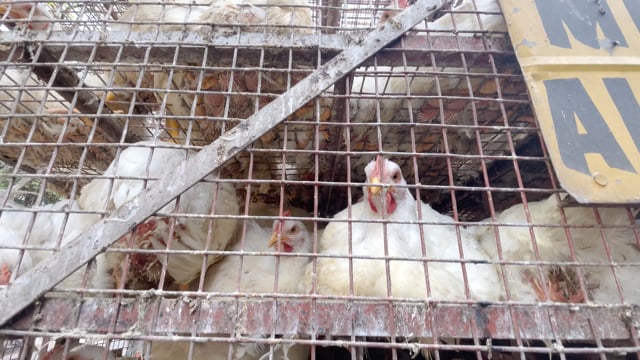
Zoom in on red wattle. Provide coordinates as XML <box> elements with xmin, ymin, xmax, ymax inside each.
<box><xmin>368</xmin><ymin>196</ymin><xmax>378</xmax><ymax>213</ymax></box>
<box><xmin>282</xmin><ymin>243</ymin><xmax>294</xmax><ymax>253</ymax></box>
<box><xmin>397</xmin><ymin>0</ymin><xmax>409</xmax><ymax>9</ymax></box>
<box><xmin>386</xmin><ymin>192</ymin><xmax>397</xmax><ymax>214</ymax></box>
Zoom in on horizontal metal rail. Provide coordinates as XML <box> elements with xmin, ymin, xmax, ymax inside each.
<box><xmin>3</xmin><ymin>297</ymin><xmax>638</xmax><ymax>340</ymax></box>
<box><xmin>0</xmin><ymin>32</ymin><xmax>510</xmax><ymax>68</ymax></box>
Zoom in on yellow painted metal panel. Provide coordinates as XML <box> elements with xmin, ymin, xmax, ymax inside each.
<box><xmin>499</xmin><ymin>0</ymin><xmax>640</xmax><ymax>203</ymax></box>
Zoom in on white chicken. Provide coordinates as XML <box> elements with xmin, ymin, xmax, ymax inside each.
<box><xmin>472</xmin><ymin>193</ymin><xmax>640</xmax><ymax>304</ymax></box>
<box><xmin>245</xmin><ymin>201</ymin><xmax>315</xmax><ymax>229</ymax></box>
<box><xmin>0</xmin><ymin>227</ymin><xmax>33</xmax><ymax>286</ymax></box>
<box><xmin>303</xmin><ymin>156</ymin><xmax>502</xmax><ymax>301</ymax></box>
<box><xmin>1</xmin><ymin>0</ymin><xmax>166</xmax><ymax>147</ymax></box>
<box><xmin>106</xmin><ymin>0</ymin><xmax>326</xmax><ymax>192</ymax></box>
<box><xmin>0</xmin><ymin>0</ymin><xmax>56</xmax><ymax>31</ymax></box>
<box><xmin>149</xmin><ymin>214</ymin><xmax>311</xmax><ymax>360</ymax></box>
<box><xmin>350</xmin><ymin>0</ymin><xmax>507</xmax><ymax>125</ymax></box>
<box><xmin>203</xmin><ymin>213</ymin><xmax>312</xmax><ymax>293</ymax></box>
<box><xmin>78</xmin><ymin>141</ymin><xmax>240</xmax><ymax>290</ymax></box>
<box><xmin>0</xmin><ymin>199</ymin><xmax>111</xmax><ymax>290</ymax></box>
<box><xmin>38</xmin><ymin>342</ymin><xmax>116</xmax><ymax>360</ymax></box>
<box><xmin>0</xmin><ymin>2</ymin><xmax>147</xmax><ymax>175</ymax></box>
<box><xmin>107</xmin><ymin>0</ymin><xmax>314</xmax><ymax>143</ymax></box>
<box><xmin>0</xmin><ymin>66</ymin><xmax>109</xmax><ymax>173</ymax></box>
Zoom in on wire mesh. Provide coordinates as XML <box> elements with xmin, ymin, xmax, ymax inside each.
<box><xmin>1</xmin><ymin>0</ymin><xmax>639</xmax><ymax>359</ymax></box>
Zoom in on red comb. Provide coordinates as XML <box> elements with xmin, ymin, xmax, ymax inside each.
<box><xmin>376</xmin><ymin>155</ymin><xmax>385</xmax><ymax>176</ymax></box>
<box><xmin>274</xmin><ymin>210</ymin><xmax>291</xmax><ymax>233</ymax></box>
<box><xmin>397</xmin><ymin>0</ymin><xmax>409</xmax><ymax>9</ymax></box>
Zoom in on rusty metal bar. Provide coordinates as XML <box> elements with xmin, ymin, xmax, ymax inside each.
<box><xmin>4</xmin><ymin>298</ymin><xmax>639</xmax><ymax>340</ymax></box>
<box><xmin>0</xmin><ymin>0</ymin><xmax>448</xmax><ymax>327</ymax></box>
<box><xmin>321</xmin><ymin>0</ymin><xmax>343</xmax><ymax>32</ymax></box>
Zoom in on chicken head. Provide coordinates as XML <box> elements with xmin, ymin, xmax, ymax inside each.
<box><xmin>269</xmin><ymin>211</ymin><xmax>311</xmax><ymax>253</ymax></box>
<box><xmin>364</xmin><ymin>156</ymin><xmax>409</xmax><ymax>215</ymax></box>
<box><xmin>0</xmin><ymin>1</ymin><xmax>57</xmax><ymax>30</ymax></box>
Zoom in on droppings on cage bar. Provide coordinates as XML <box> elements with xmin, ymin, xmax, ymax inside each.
<box><xmin>1</xmin><ymin>0</ymin><xmax>640</xmax><ymax>359</ymax></box>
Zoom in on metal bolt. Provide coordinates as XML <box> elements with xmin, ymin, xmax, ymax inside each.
<box><xmin>593</xmin><ymin>172</ymin><xmax>608</xmax><ymax>186</ymax></box>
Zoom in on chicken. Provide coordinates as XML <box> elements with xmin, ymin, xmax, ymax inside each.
<box><xmin>78</xmin><ymin>141</ymin><xmax>240</xmax><ymax>290</ymax></box>
<box><xmin>39</xmin><ymin>343</ymin><xmax>116</xmax><ymax>360</ymax></box>
<box><xmin>0</xmin><ymin>0</ymin><xmax>57</xmax><ymax>30</ymax></box>
<box><xmin>0</xmin><ymin>227</ymin><xmax>33</xmax><ymax>286</ymax></box>
<box><xmin>471</xmin><ymin>193</ymin><xmax>640</xmax><ymax>304</ymax></box>
<box><xmin>106</xmin><ymin>0</ymin><xmax>326</xmax><ymax>192</ymax></box>
<box><xmin>1</xmin><ymin>1</ymin><xmax>166</xmax><ymax>148</ymax></box>
<box><xmin>202</xmin><ymin>213</ymin><xmax>312</xmax><ymax>293</ymax></box>
<box><xmin>303</xmin><ymin>156</ymin><xmax>502</xmax><ymax>301</ymax></box>
<box><xmin>349</xmin><ymin>0</ymin><xmax>507</xmax><ymax>130</ymax></box>
<box><xmin>0</xmin><ymin>2</ymin><xmax>135</xmax><ymax>175</ymax></box>
<box><xmin>107</xmin><ymin>0</ymin><xmax>315</xmax><ymax>144</ymax></box>
<box><xmin>0</xmin><ymin>66</ymin><xmax>114</xmax><ymax>174</ymax></box>
<box><xmin>245</xmin><ymin>201</ymin><xmax>313</xmax><ymax>228</ymax></box>
<box><xmin>0</xmin><ymin>199</ymin><xmax>111</xmax><ymax>290</ymax></box>
<box><xmin>149</xmin><ymin>214</ymin><xmax>311</xmax><ymax>360</ymax></box>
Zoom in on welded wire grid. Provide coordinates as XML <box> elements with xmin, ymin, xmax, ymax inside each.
<box><xmin>1</xmin><ymin>0</ymin><xmax>640</xmax><ymax>359</ymax></box>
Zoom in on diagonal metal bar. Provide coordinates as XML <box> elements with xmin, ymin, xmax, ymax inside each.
<box><xmin>0</xmin><ymin>0</ymin><xmax>446</xmax><ymax>327</ymax></box>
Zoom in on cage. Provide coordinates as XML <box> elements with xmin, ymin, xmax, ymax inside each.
<box><xmin>0</xmin><ymin>0</ymin><xmax>639</xmax><ymax>359</ymax></box>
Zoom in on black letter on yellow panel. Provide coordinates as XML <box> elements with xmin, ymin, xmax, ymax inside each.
<box><xmin>534</xmin><ymin>0</ymin><xmax>627</xmax><ymax>49</ymax></box>
<box><xmin>604</xmin><ymin>78</ymin><xmax>640</xmax><ymax>151</ymax></box>
<box><xmin>544</xmin><ymin>78</ymin><xmax>635</xmax><ymax>175</ymax></box>
<box><xmin>623</xmin><ymin>0</ymin><xmax>640</xmax><ymax>31</ymax></box>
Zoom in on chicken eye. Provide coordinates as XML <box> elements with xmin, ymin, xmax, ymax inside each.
<box><xmin>391</xmin><ymin>172</ymin><xmax>400</xmax><ymax>181</ymax></box>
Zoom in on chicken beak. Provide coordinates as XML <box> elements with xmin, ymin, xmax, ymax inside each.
<box><xmin>368</xmin><ymin>176</ymin><xmax>382</xmax><ymax>195</ymax></box>
<box><xmin>104</xmin><ymin>91</ymin><xmax>130</xmax><ymax>113</ymax></box>
<box><xmin>268</xmin><ymin>232</ymin><xmax>289</xmax><ymax>249</ymax></box>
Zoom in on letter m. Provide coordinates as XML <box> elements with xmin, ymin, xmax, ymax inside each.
<box><xmin>533</xmin><ymin>0</ymin><xmax>627</xmax><ymax>49</ymax></box>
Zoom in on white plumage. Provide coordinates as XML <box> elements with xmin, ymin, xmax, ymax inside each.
<box><xmin>0</xmin><ymin>199</ymin><xmax>111</xmax><ymax>290</ymax></box>
<box><xmin>107</xmin><ymin>0</ymin><xmax>314</xmax><ymax>144</ymax></box>
<box><xmin>0</xmin><ymin>66</ymin><xmax>92</xmax><ymax>172</ymax></box>
<box><xmin>39</xmin><ymin>343</ymin><xmax>116</xmax><ymax>360</ymax></box>
<box><xmin>149</xmin><ymin>215</ymin><xmax>311</xmax><ymax>360</ymax></box>
<box><xmin>105</xmin><ymin>0</ymin><xmax>321</xmax><ymax>194</ymax></box>
<box><xmin>112</xmin><ymin>0</ymin><xmax>312</xmax><ymax>34</ymax></box>
<box><xmin>0</xmin><ymin>1</ymin><xmax>58</xmax><ymax>31</ymax></box>
<box><xmin>78</xmin><ymin>141</ymin><xmax>240</xmax><ymax>290</ymax></box>
<box><xmin>0</xmin><ymin>226</ymin><xmax>33</xmax><ymax>286</ymax></box>
<box><xmin>203</xmin><ymin>215</ymin><xmax>311</xmax><ymax>293</ymax></box>
<box><xmin>471</xmin><ymin>193</ymin><xmax>640</xmax><ymax>304</ymax></box>
<box><xmin>303</xmin><ymin>156</ymin><xmax>502</xmax><ymax>301</ymax></box>
<box><xmin>349</xmin><ymin>0</ymin><xmax>507</xmax><ymax>126</ymax></box>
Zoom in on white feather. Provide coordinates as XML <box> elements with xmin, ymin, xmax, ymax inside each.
<box><xmin>472</xmin><ymin>193</ymin><xmax>640</xmax><ymax>303</ymax></box>
<box><xmin>0</xmin><ymin>199</ymin><xmax>108</xmax><ymax>290</ymax></box>
<box><xmin>349</xmin><ymin>0</ymin><xmax>507</xmax><ymax>126</ymax></box>
<box><xmin>149</xmin><ymin>217</ymin><xmax>310</xmax><ymax>360</ymax></box>
<box><xmin>79</xmin><ymin>140</ymin><xmax>240</xmax><ymax>286</ymax></box>
<box><xmin>0</xmin><ymin>226</ymin><xmax>33</xmax><ymax>285</ymax></box>
<box><xmin>303</xmin><ymin>157</ymin><xmax>502</xmax><ymax>301</ymax></box>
